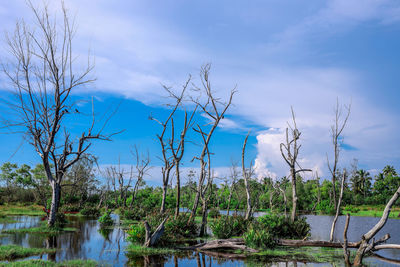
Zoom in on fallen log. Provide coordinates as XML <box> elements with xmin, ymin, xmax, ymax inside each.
<box><xmin>180</xmin><ymin>238</ymin><xmax>258</xmax><ymax>253</ymax></box>
<box><xmin>277</xmin><ymin>239</ymin><xmax>360</xmax><ymax>248</ymax></box>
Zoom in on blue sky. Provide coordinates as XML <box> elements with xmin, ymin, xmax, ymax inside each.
<box><xmin>1</xmin><ymin>0</ymin><xmax>400</xmax><ymax>184</ymax></box>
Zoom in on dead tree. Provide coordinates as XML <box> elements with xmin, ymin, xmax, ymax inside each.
<box><xmin>150</xmin><ymin>80</ymin><xmax>189</xmax><ymax>213</ymax></box>
<box><xmin>2</xmin><ymin>2</ymin><xmax>116</xmax><ymax>226</ymax></box>
<box><xmin>280</xmin><ymin>107</ymin><xmax>311</xmax><ymax>222</ymax></box>
<box><xmin>195</xmin><ymin>125</ymin><xmax>215</xmax><ymax>236</ymax></box>
<box><xmin>241</xmin><ymin>132</ymin><xmax>253</xmax><ymax>220</ymax></box>
<box><xmin>168</xmin><ymin>91</ymin><xmax>197</xmax><ymax>218</ymax></box>
<box><xmin>330</xmin><ymin>170</ymin><xmax>347</xmax><ymax>242</ymax></box>
<box><xmin>129</xmin><ymin>145</ymin><xmax>151</xmax><ymax>209</ymax></box>
<box><xmin>189</xmin><ymin>64</ymin><xmax>236</xmax><ymax>222</ymax></box>
<box><xmin>353</xmin><ymin>185</ymin><xmax>400</xmax><ymax>266</ymax></box>
<box><xmin>144</xmin><ymin>216</ymin><xmax>169</xmax><ymax>247</ymax></box>
<box><xmin>327</xmin><ymin>99</ymin><xmax>351</xmax><ymax>210</ymax></box>
<box><xmin>104</xmin><ymin>159</ymin><xmax>134</xmax><ymax>208</ymax></box>
<box><xmin>343</xmin><ymin>214</ymin><xmax>351</xmax><ymax>266</ymax></box>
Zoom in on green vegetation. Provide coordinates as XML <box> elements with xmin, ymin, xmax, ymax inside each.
<box><xmin>0</xmin><ymin>205</ymin><xmax>44</xmax><ymax>216</ymax></box>
<box><xmin>98</xmin><ymin>211</ymin><xmax>114</xmax><ymax>227</ymax></box>
<box><xmin>2</xmin><ymin>225</ymin><xmax>78</xmax><ymax>235</ymax></box>
<box><xmin>0</xmin><ymin>214</ymin><xmax>17</xmax><ymax>223</ymax></box>
<box><xmin>0</xmin><ymin>245</ymin><xmax>56</xmax><ymax>261</ymax></box>
<box><xmin>0</xmin><ymin>259</ymin><xmax>98</xmax><ymax>267</ymax></box>
<box><xmin>210</xmin><ymin>215</ymin><xmax>248</xmax><ymax>239</ymax></box>
<box><xmin>125</xmin><ymin>244</ymin><xmax>177</xmax><ymax>257</ymax></box>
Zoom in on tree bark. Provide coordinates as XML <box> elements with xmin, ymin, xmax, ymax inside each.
<box><xmin>291</xmin><ymin>168</ymin><xmax>297</xmax><ymax>222</ymax></box>
<box><xmin>330</xmin><ymin>171</ymin><xmax>346</xmax><ymax>242</ymax></box>
<box><xmin>174</xmin><ymin>164</ymin><xmax>181</xmax><ymax>218</ymax></box>
<box><xmin>48</xmin><ymin>181</ymin><xmax>61</xmax><ymax>227</ymax></box>
<box><xmin>242</xmin><ymin>133</ymin><xmax>252</xmax><ymax>220</ymax></box>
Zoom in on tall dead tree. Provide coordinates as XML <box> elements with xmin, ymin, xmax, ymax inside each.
<box><xmin>280</xmin><ymin>107</ymin><xmax>311</xmax><ymax>222</ymax></box>
<box><xmin>2</xmin><ymin>2</ymin><xmax>116</xmax><ymax>226</ymax></box>
<box><xmin>327</xmin><ymin>99</ymin><xmax>351</xmax><ymax>210</ymax></box>
<box><xmin>189</xmin><ymin>64</ymin><xmax>236</xmax><ymax>223</ymax></box>
<box><xmin>150</xmin><ymin>79</ymin><xmax>190</xmax><ymax>213</ymax></box>
<box><xmin>169</xmin><ymin>89</ymin><xmax>197</xmax><ymax>218</ymax></box>
<box><xmin>226</xmin><ymin>161</ymin><xmax>240</xmax><ymax>216</ymax></box>
<box><xmin>241</xmin><ymin>132</ymin><xmax>253</xmax><ymax>220</ymax></box>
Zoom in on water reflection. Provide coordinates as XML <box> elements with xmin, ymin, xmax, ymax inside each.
<box><xmin>0</xmin><ymin>214</ymin><xmax>398</xmax><ymax>266</ymax></box>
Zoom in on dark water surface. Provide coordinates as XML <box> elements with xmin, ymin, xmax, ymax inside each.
<box><xmin>0</xmin><ymin>213</ymin><xmax>399</xmax><ymax>266</ymax></box>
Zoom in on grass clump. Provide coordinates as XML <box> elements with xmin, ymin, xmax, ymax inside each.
<box><xmin>0</xmin><ymin>214</ymin><xmax>17</xmax><ymax>224</ymax></box>
<box><xmin>125</xmin><ymin>244</ymin><xmax>176</xmax><ymax>257</ymax></box>
<box><xmin>0</xmin><ymin>245</ymin><xmax>56</xmax><ymax>260</ymax></box>
<box><xmin>0</xmin><ymin>259</ymin><xmax>98</xmax><ymax>267</ymax></box>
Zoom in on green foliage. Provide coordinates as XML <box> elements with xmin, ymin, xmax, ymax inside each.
<box><xmin>164</xmin><ymin>213</ymin><xmax>198</xmax><ymax>240</ymax></box>
<box><xmin>121</xmin><ymin>207</ymin><xmax>146</xmax><ymax>221</ymax></box>
<box><xmin>54</xmin><ymin>212</ymin><xmax>67</xmax><ymax>228</ymax></box>
<box><xmin>80</xmin><ymin>206</ymin><xmax>101</xmax><ymax>217</ymax></box>
<box><xmin>315</xmin><ymin>200</ymin><xmax>336</xmax><ymax>215</ymax></box>
<box><xmin>257</xmin><ymin>213</ymin><xmax>310</xmax><ymax>239</ymax></box>
<box><xmin>0</xmin><ymin>259</ymin><xmax>98</xmax><ymax>267</ymax></box>
<box><xmin>210</xmin><ymin>215</ymin><xmax>248</xmax><ymax>239</ymax></box>
<box><xmin>207</xmin><ymin>207</ymin><xmax>220</xmax><ymax>219</ymax></box>
<box><xmin>244</xmin><ymin>227</ymin><xmax>276</xmax><ymax>249</ymax></box>
<box><xmin>98</xmin><ymin>211</ymin><xmax>113</xmax><ymax>227</ymax></box>
<box><xmin>344</xmin><ymin>205</ymin><xmax>360</xmax><ymax>213</ymax></box>
<box><xmin>127</xmin><ymin>223</ymin><xmax>146</xmax><ymax>244</ymax></box>
<box><xmin>59</xmin><ymin>203</ymin><xmax>80</xmax><ymax>213</ymax></box>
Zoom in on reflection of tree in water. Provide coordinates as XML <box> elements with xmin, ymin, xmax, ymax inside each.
<box><xmin>98</xmin><ymin>227</ymin><xmax>112</xmax><ymax>241</ymax></box>
<box><xmin>46</xmin><ymin>235</ymin><xmax>57</xmax><ymax>261</ymax></box>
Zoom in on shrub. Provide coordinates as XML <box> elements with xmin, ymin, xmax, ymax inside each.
<box><xmin>127</xmin><ymin>223</ymin><xmax>146</xmax><ymax>244</ymax></box>
<box><xmin>208</xmin><ymin>208</ymin><xmax>220</xmax><ymax>219</ymax></box>
<box><xmin>120</xmin><ymin>208</ymin><xmax>146</xmax><ymax>221</ymax></box>
<box><xmin>164</xmin><ymin>214</ymin><xmax>198</xmax><ymax>240</ymax></box>
<box><xmin>98</xmin><ymin>211</ymin><xmax>113</xmax><ymax>227</ymax></box>
<box><xmin>244</xmin><ymin>227</ymin><xmax>275</xmax><ymax>249</ymax></box>
<box><xmin>257</xmin><ymin>214</ymin><xmax>310</xmax><ymax>239</ymax></box>
<box><xmin>80</xmin><ymin>206</ymin><xmax>101</xmax><ymax>218</ymax></box>
<box><xmin>126</xmin><ymin>213</ymin><xmax>197</xmax><ymax>245</ymax></box>
<box><xmin>344</xmin><ymin>205</ymin><xmax>360</xmax><ymax>214</ymax></box>
<box><xmin>210</xmin><ymin>215</ymin><xmax>248</xmax><ymax>239</ymax></box>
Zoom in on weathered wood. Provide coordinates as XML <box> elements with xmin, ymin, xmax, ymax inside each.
<box><xmin>144</xmin><ymin>217</ymin><xmax>168</xmax><ymax>247</ymax></box>
<box><xmin>343</xmin><ymin>214</ymin><xmax>351</xmax><ymax>266</ymax></box>
<box><xmin>181</xmin><ymin>238</ymin><xmax>258</xmax><ymax>253</ymax></box>
<box><xmin>277</xmin><ymin>239</ymin><xmax>360</xmax><ymax>248</ymax></box>
<box><xmin>242</xmin><ymin>132</ymin><xmax>252</xmax><ymax>220</ymax></box>
<box><xmin>330</xmin><ymin>170</ymin><xmax>346</xmax><ymax>242</ymax></box>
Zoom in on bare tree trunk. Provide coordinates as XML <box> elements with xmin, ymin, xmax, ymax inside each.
<box><xmin>175</xmin><ymin>164</ymin><xmax>181</xmax><ymax>217</ymax></box>
<box><xmin>343</xmin><ymin>214</ymin><xmax>351</xmax><ymax>266</ymax></box>
<box><xmin>160</xmin><ymin>180</ymin><xmax>169</xmax><ymax>214</ymax></box>
<box><xmin>48</xmin><ymin>181</ymin><xmax>61</xmax><ymax>227</ymax></box>
<box><xmin>291</xmin><ymin>168</ymin><xmax>297</xmax><ymax>222</ymax></box>
<box><xmin>199</xmin><ymin>199</ymin><xmax>208</xmax><ymax>237</ymax></box>
<box><xmin>242</xmin><ymin>133</ymin><xmax>252</xmax><ymax>220</ymax></box>
<box><xmin>330</xmin><ymin>171</ymin><xmax>346</xmax><ymax>242</ymax></box>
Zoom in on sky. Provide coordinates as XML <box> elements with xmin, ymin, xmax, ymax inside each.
<box><xmin>0</xmin><ymin>0</ymin><xmax>400</xmax><ymax>185</ymax></box>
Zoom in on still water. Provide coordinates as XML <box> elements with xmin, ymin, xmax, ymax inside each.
<box><xmin>0</xmin><ymin>213</ymin><xmax>399</xmax><ymax>266</ymax></box>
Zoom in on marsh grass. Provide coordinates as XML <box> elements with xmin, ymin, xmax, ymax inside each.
<box><xmin>2</xmin><ymin>225</ymin><xmax>78</xmax><ymax>235</ymax></box>
<box><xmin>126</xmin><ymin>244</ymin><xmax>177</xmax><ymax>257</ymax></box>
<box><xmin>0</xmin><ymin>205</ymin><xmax>44</xmax><ymax>216</ymax></box>
<box><xmin>0</xmin><ymin>245</ymin><xmax>56</xmax><ymax>261</ymax></box>
<box><xmin>343</xmin><ymin>205</ymin><xmax>400</xmax><ymax>218</ymax></box>
<box><xmin>0</xmin><ymin>259</ymin><xmax>99</xmax><ymax>267</ymax></box>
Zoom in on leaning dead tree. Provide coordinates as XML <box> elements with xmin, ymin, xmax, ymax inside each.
<box><xmin>189</xmin><ymin>64</ymin><xmax>236</xmax><ymax>223</ymax></box>
<box><xmin>2</xmin><ymin>2</ymin><xmax>116</xmax><ymax>226</ymax></box>
<box><xmin>327</xmin><ymin>99</ymin><xmax>351</xmax><ymax>210</ymax></box>
<box><xmin>241</xmin><ymin>132</ymin><xmax>253</xmax><ymax>220</ymax></box>
<box><xmin>280</xmin><ymin>107</ymin><xmax>311</xmax><ymax>222</ymax></box>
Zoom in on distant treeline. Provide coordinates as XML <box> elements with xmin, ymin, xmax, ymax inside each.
<box><xmin>0</xmin><ymin>159</ymin><xmax>398</xmax><ymax>215</ymax></box>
